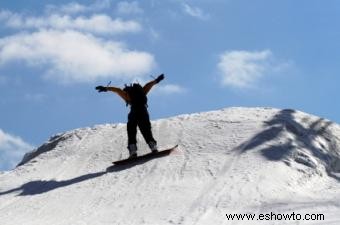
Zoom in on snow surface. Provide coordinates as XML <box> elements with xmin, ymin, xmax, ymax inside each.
<box><xmin>1</xmin><ymin>107</ymin><xmax>340</xmax><ymax>225</ymax></box>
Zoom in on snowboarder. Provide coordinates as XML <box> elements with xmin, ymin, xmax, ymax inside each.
<box><xmin>95</xmin><ymin>74</ymin><xmax>165</xmax><ymax>158</ymax></box>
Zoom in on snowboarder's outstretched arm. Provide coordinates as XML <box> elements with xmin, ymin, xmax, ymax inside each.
<box><xmin>95</xmin><ymin>85</ymin><xmax>131</xmax><ymax>102</ymax></box>
<box><xmin>107</xmin><ymin>87</ymin><xmax>131</xmax><ymax>102</ymax></box>
<box><xmin>143</xmin><ymin>74</ymin><xmax>165</xmax><ymax>94</ymax></box>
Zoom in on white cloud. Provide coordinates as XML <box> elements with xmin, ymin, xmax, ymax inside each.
<box><xmin>0</xmin><ymin>30</ymin><xmax>156</xmax><ymax>83</ymax></box>
<box><xmin>49</xmin><ymin>2</ymin><xmax>88</xmax><ymax>14</ymax></box>
<box><xmin>218</xmin><ymin>50</ymin><xmax>279</xmax><ymax>88</ymax></box>
<box><xmin>45</xmin><ymin>0</ymin><xmax>112</xmax><ymax>15</ymax></box>
<box><xmin>155</xmin><ymin>84</ymin><xmax>186</xmax><ymax>95</ymax></box>
<box><xmin>182</xmin><ymin>3</ymin><xmax>209</xmax><ymax>20</ymax></box>
<box><xmin>0</xmin><ymin>2</ymin><xmax>156</xmax><ymax>84</ymax></box>
<box><xmin>0</xmin><ymin>129</ymin><xmax>34</xmax><ymax>170</ymax></box>
<box><xmin>117</xmin><ymin>1</ymin><xmax>143</xmax><ymax>14</ymax></box>
<box><xmin>0</xmin><ymin>11</ymin><xmax>142</xmax><ymax>35</ymax></box>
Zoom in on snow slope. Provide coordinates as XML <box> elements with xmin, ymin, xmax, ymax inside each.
<box><xmin>1</xmin><ymin>107</ymin><xmax>340</xmax><ymax>225</ymax></box>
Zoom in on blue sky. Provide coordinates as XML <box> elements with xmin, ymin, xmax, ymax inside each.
<box><xmin>1</xmin><ymin>0</ymin><xmax>340</xmax><ymax>170</ymax></box>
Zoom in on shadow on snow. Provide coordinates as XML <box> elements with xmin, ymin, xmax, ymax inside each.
<box><xmin>0</xmin><ymin>153</ymin><xmax>166</xmax><ymax>196</ymax></box>
<box><xmin>237</xmin><ymin>109</ymin><xmax>340</xmax><ymax>181</ymax></box>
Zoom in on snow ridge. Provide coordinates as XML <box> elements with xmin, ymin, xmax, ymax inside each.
<box><xmin>1</xmin><ymin>107</ymin><xmax>340</xmax><ymax>225</ymax></box>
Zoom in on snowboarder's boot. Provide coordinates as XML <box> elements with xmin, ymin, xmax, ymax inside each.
<box><xmin>148</xmin><ymin>141</ymin><xmax>158</xmax><ymax>153</ymax></box>
<box><xmin>128</xmin><ymin>144</ymin><xmax>137</xmax><ymax>158</ymax></box>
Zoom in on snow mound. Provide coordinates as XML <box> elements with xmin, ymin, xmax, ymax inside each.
<box><xmin>1</xmin><ymin>107</ymin><xmax>340</xmax><ymax>225</ymax></box>
<box><xmin>18</xmin><ymin>127</ymin><xmax>97</xmax><ymax>167</ymax></box>
<box><xmin>239</xmin><ymin>109</ymin><xmax>340</xmax><ymax>177</ymax></box>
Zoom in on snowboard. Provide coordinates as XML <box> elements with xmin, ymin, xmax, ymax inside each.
<box><xmin>112</xmin><ymin>145</ymin><xmax>178</xmax><ymax>166</ymax></box>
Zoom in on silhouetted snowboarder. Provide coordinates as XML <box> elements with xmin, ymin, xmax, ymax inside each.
<box><xmin>95</xmin><ymin>74</ymin><xmax>164</xmax><ymax>158</ymax></box>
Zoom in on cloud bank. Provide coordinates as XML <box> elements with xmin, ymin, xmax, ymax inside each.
<box><xmin>0</xmin><ymin>12</ymin><xmax>141</xmax><ymax>35</ymax></box>
<box><xmin>0</xmin><ymin>30</ymin><xmax>155</xmax><ymax>83</ymax></box>
<box><xmin>45</xmin><ymin>0</ymin><xmax>112</xmax><ymax>15</ymax></box>
<box><xmin>0</xmin><ymin>2</ymin><xmax>155</xmax><ymax>83</ymax></box>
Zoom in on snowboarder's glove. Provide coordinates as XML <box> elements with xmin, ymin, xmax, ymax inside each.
<box><xmin>155</xmin><ymin>74</ymin><xmax>164</xmax><ymax>83</ymax></box>
<box><xmin>95</xmin><ymin>86</ymin><xmax>107</xmax><ymax>92</ymax></box>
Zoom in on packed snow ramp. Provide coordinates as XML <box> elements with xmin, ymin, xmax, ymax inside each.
<box><xmin>1</xmin><ymin>107</ymin><xmax>340</xmax><ymax>225</ymax></box>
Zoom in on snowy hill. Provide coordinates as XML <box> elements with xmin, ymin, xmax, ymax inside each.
<box><xmin>1</xmin><ymin>107</ymin><xmax>340</xmax><ymax>225</ymax></box>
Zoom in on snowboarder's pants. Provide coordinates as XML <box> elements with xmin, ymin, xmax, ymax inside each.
<box><xmin>127</xmin><ymin>108</ymin><xmax>156</xmax><ymax>146</ymax></box>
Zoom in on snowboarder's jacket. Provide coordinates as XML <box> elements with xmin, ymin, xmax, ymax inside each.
<box><xmin>105</xmin><ymin>75</ymin><xmax>163</xmax><ymax>106</ymax></box>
